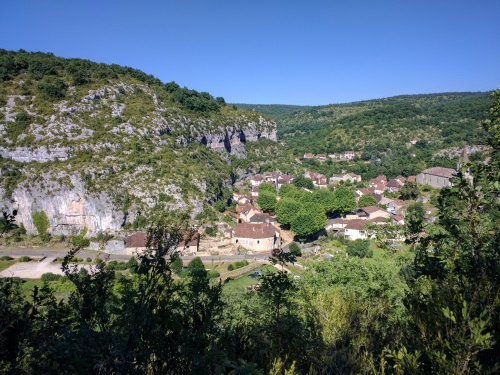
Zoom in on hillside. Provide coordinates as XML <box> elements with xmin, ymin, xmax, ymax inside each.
<box><xmin>0</xmin><ymin>50</ymin><xmax>277</xmax><ymax>234</ymax></box>
<box><xmin>235</xmin><ymin>93</ymin><xmax>493</xmax><ymax>179</ymax></box>
<box><xmin>271</xmin><ymin>92</ymin><xmax>491</xmax><ymax>153</ymax></box>
<box><xmin>233</xmin><ymin>103</ymin><xmax>312</xmax><ymax>119</ymax></box>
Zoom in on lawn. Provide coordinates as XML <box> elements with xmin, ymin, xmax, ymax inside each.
<box><xmin>0</xmin><ymin>259</ymin><xmax>17</xmax><ymax>272</ymax></box>
<box><xmin>222</xmin><ymin>265</ymin><xmax>276</xmax><ymax>294</ymax></box>
<box><xmin>20</xmin><ymin>277</ymin><xmax>76</xmax><ymax>301</ymax></box>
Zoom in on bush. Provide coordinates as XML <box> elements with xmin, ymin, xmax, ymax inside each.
<box><xmin>41</xmin><ymin>272</ymin><xmax>61</xmax><ymax>282</ymax></box>
<box><xmin>107</xmin><ymin>260</ymin><xmax>128</xmax><ymax>271</ymax></box>
<box><xmin>346</xmin><ymin>240</ymin><xmax>373</xmax><ymax>258</ymax></box>
<box><xmin>86</xmin><ymin>257</ymin><xmax>92</xmax><ymax>263</ymax></box>
<box><xmin>171</xmin><ymin>257</ymin><xmax>183</xmax><ymax>274</ymax></box>
<box><xmin>205</xmin><ymin>226</ymin><xmax>218</xmax><ymax>237</ymax></box>
<box><xmin>207</xmin><ymin>270</ymin><xmax>220</xmax><ymax>279</ymax></box>
<box><xmin>0</xmin><ymin>256</ymin><xmax>13</xmax><ymax>261</ymax></box>
<box><xmin>18</xmin><ymin>256</ymin><xmax>31</xmax><ymax>262</ymax></box>
<box><xmin>71</xmin><ymin>235</ymin><xmax>90</xmax><ymax>249</ymax></box>
<box><xmin>227</xmin><ymin>260</ymin><xmax>249</xmax><ymax>271</ymax></box>
<box><xmin>289</xmin><ymin>242</ymin><xmax>302</xmax><ymax>256</ymax></box>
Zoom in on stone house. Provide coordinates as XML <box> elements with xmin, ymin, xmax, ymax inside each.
<box><xmin>343</xmin><ymin>219</ymin><xmax>368</xmax><ymax>240</ymax></box>
<box><xmin>416</xmin><ymin>167</ymin><xmax>455</xmax><ymax>188</ymax></box>
<box><xmin>230</xmin><ymin>223</ymin><xmax>281</xmax><ymax>252</ymax></box>
<box><xmin>359</xmin><ymin>206</ymin><xmax>391</xmax><ymax>220</ymax></box>
<box><xmin>388</xmin><ymin>199</ymin><xmax>407</xmax><ymax>215</ymax></box>
<box><xmin>124</xmin><ymin>232</ymin><xmax>148</xmax><ymax>255</ymax></box>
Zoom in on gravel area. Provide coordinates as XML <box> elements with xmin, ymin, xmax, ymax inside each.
<box><xmin>0</xmin><ymin>257</ymin><xmax>65</xmax><ymax>278</ymax></box>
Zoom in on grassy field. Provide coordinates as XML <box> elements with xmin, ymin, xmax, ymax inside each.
<box><xmin>222</xmin><ymin>265</ymin><xmax>276</xmax><ymax>294</ymax></box>
<box><xmin>20</xmin><ymin>277</ymin><xmax>76</xmax><ymax>301</ymax></box>
<box><xmin>0</xmin><ymin>259</ymin><xmax>17</xmax><ymax>272</ymax></box>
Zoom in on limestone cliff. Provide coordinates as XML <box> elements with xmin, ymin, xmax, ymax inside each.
<box><xmin>0</xmin><ymin>50</ymin><xmax>277</xmax><ymax>234</ymax></box>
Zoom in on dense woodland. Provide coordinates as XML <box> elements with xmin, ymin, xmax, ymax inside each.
<box><xmin>1</xmin><ymin>92</ymin><xmax>499</xmax><ymax>374</ymax></box>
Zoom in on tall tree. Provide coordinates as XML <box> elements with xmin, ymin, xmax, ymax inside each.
<box><xmin>257</xmin><ymin>190</ymin><xmax>277</xmax><ymax>213</ymax></box>
<box><xmin>275</xmin><ymin>197</ymin><xmax>302</xmax><ymax>227</ymax></box>
<box><xmin>358</xmin><ymin>194</ymin><xmax>377</xmax><ymax>207</ymax></box>
<box><xmin>332</xmin><ymin>186</ymin><xmax>356</xmax><ymax>216</ymax></box>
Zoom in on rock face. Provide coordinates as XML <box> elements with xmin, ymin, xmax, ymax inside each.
<box><xmin>197</xmin><ymin>120</ymin><xmax>277</xmax><ymax>154</ymax></box>
<box><xmin>6</xmin><ymin>178</ymin><xmax>124</xmax><ymax>235</ymax></box>
<box><xmin>0</xmin><ymin>84</ymin><xmax>277</xmax><ymax>235</ymax></box>
<box><xmin>0</xmin><ymin>146</ymin><xmax>71</xmax><ymax>163</ymax></box>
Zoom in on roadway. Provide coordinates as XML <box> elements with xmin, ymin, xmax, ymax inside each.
<box><xmin>0</xmin><ymin>247</ymin><xmax>272</xmax><ymax>263</ymax></box>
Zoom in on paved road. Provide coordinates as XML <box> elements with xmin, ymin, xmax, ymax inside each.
<box><xmin>0</xmin><ymin>247</ymin><xmax>274</xmax><ymax>278</ymax></box>
<box><xmin>0</xmin><ymin>248</ymin><xmax>272</xmax><ymax>262</ymax></box>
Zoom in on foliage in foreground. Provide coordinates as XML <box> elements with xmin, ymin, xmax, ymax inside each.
<box><xmin>0</xmin><ymin>91</ymin><xmax>499</xmax><ymax>374</ymax></box>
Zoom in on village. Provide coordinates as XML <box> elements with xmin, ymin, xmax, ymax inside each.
<box><xmin>119</xmin><ymin>145</ymin><xmax>471</xmax><ymax>258</ymax></box>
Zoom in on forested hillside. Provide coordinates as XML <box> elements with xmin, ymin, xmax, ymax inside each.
<box><xmin>234</xmin><ymin>104</ymin><xmax>311</xmax><ymax>119</ymax></box>
<box><xmin>275</xmin><ymin>92</ymin><xmax>491</xmax><ymax>155</ymax></box>
<box><xmin>236</xmin><ymin>93</ymin><xmax>493</xmax><ymax>180</ymax></box>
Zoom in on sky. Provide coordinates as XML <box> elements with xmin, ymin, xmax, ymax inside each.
<box><xmin>1</xmin><ymin>0</ymin><xmax>499</xmax><ymax>105</ymax></box>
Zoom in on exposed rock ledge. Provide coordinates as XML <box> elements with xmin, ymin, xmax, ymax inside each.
<box><xmin>0</xmin><ymin>146</ymin><xmax>71</xmax><ymax>163</ymax></box>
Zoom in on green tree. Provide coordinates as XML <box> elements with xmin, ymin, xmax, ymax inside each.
<box><xmin>290</xmin><ymin>206</ymin><xmax>325</xmax><ymax>241</ymax></box>
<box><xmin>399</xmin><ymin>181</ymin><xmax>420</xmax><ymax>200</ymax></box>
<box><xmin>278</xmin><ymin>183</ymin><xmax>297</xmax><ymax>198</ymax></box>
<box><xmin>187</xmin><ymin>256</ymin><xmax>206</xmax><ymax>276</ymax></box>
<box><xmin>289</xmin><ymin>242</ymin><xmax>301</xmax><ymax>256</ymax></box>
<box><xmin>293</xmin><ymin>176</ymin><xmax>314</xmax><ymax>190</ymax></box>
<box><xmin>31</xmin><ymin>211</ymin><xmax>50</xmax><ymax>242</ymax></box>
<box><xmin>213</xmin><ymin>200</ymin><xmax>226</xmax><ymax>212</ymax></box>
<box><xmin>332</xmin><ymin>187</ymin><xmax>356</xmax><ymax>216</ymax></box>
<box><xmin>257</xmin><ymin>190</ymin><xmax>277</xmax><ymax>213</ymax></box>
<box><xmin>258</xmin><ymin>183</ymin><xmax>276</xmax><ymax>194</ymax></box>
<box><xmin>312</xmin><ymin>188</ymin><xmax>336</xmax><ymax>214</ymax></box>
<box><xmin>171</xmin><ymin>256</ymin><xmax>183</xmax><ymax>274</ymax></box>
<box><xmin>358</xmin><ymin>194</ymin><xmax>377</xmax><ymax>207</ymax></box>
<box><xmin>275</xmin><ymin>198</ymin><xmax>301</xmax><ymax>227</ymax></box>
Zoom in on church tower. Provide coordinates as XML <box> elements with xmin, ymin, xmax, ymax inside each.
<box><xmin>457</xmin><ymin>145</ymin><xmax>469</xmax><ymax>171</ymax></box>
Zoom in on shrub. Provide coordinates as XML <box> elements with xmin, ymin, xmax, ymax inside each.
<box><xmin>227</xmin><ymin>260</ymin><xmax>249</xmax><ymax>271</ymax></box>
<box><xmin>207</xmin><ymin>270</ymin><xmax>220</xmax><ymax>279</ymax></box>
<box><xmin>71</xmin><ymin>235</ymin><xmax>90</xmax><ymax>249</ymax></box>
<box><xmin>171</xmin><ymin>257</ymin><xmax>183</xmax><ymax>274</ymax></box>
<box><xmin>205</xmin><ymin>226</ymin><xmax>218</xmax><ymax>237</ymax></box>
<box><xmin>18</xmin><ymin>256</ymin><xmax>31</xmax><ymax>262</ymax></box>
<box><xmin>346</xmin><ymin>240</ymin><xmax>373</xmax><ymax>258</ymax></box>
<box><xmin>86</xmin><ymin>257</ymin><xmax>92</xmax><ymax>263</ymax></box>
<box><xmin>41</xmin><ymin>272</ymin><xmax>61</xmax><ymax>282</ymax></box>
<box><xmin>289</xmin><ymin>242</ymin><xmax>302</xmax><ymax>256</ymax></box>
<box><xmin>0</xmin><ymin>255</ymin><xmax>13</xmax><ymax>261</ymax></box>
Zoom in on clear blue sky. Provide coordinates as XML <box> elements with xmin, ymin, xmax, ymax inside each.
<box><xmin>1</xmin><ymin>0</ymin><xmax>499</xmax><ymax>105</ymax></box>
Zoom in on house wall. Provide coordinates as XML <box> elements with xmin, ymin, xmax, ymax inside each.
<box><xmin>233</xmin><ymin>236</ymin><xmax>277</xmax><ymax>251</ymax></box>
<box><xmin>344</xmin><ymin>228</ymin><xmax>367</xmax><ymax>240</ymax></box>
<box><xmin>124</xmin><ymin>246</ymin><xmax>146</xmax><ymax>256</ymax></box>
<box><xmin>368</xmin><ymin>211</ymin><xmax>391</xmax><ymax>220</ymax></box>
<box><xmin>416</xmin><ymin>173</ymin><xmax>451</xmax><ymax>188</ymax></box>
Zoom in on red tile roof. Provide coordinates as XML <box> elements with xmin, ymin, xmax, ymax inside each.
<box><xmin>344</xmin><ymin>219</ymin><xmax>368</xmax><ymax>230</ymax></box>
<box><xmin>124</xmin><ymin>232</ymin><xmax>147</xmax><ymax>248</ymax></box>
<box><xmin>233</xmin><ymin>223</ymin><xmax>278</xmax><ymax>239</ymax></box>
